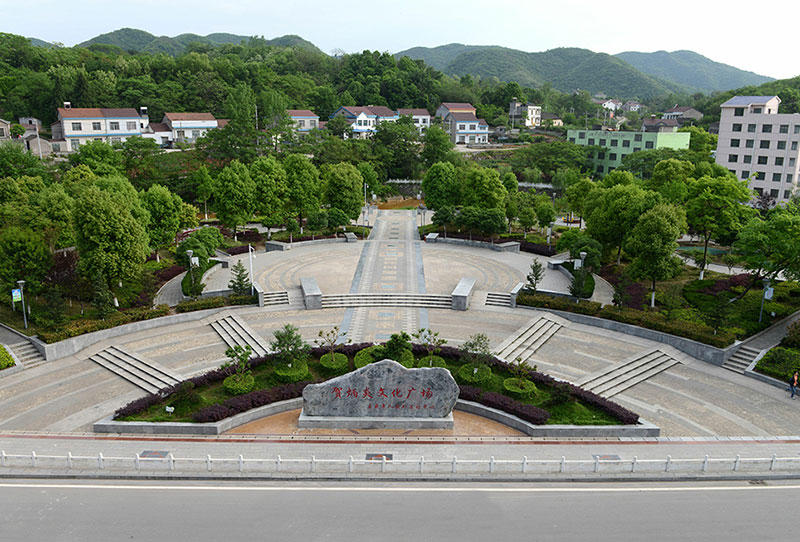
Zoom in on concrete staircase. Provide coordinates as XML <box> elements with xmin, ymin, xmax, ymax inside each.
<box><xmin>7</xmin><ymin>341</ymin><xmax>46</xmax><ymax>369</ymax></box>
<box><xmin>722</xmin><ymin>345</ymin><xmax>761</xmax><ymax>374</ymax></box>
<box><xmin>575</xmin><ymin>348</ymin><xmax>681</xmax><ymax>398</ymax></box>
<box><xmin>210</xmin><ymin>314</ymin><xmax>270</xmax><ymax>357</ymax></box>
<box><xmin>89</xmin><ymin>345</ymin><xmax>182</xmax><ymax>394</ymax></box>
<box><xmin>485</xmin><ymin>292</ymin><xmax>511</xmax><ymax>308</ymax></box>
<box><xmin>495</xmin><ymin>316</ymin><xmax>564</xmax><ymax>362</ymax></box>
<box><xmin>262</xmin><ymin>290</ymin><xmax>290</xmax><ymax>307</ymax></box>
<box><xmin>320</xmin><ymin>293</ymin><xmax>451</xmax><ymax>309</ymax></box>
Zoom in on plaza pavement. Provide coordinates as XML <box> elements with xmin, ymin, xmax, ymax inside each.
<box><xmin>0</xmin><ymin>211</ymin><xmax>799</xmax><ymax>442</ymax></box>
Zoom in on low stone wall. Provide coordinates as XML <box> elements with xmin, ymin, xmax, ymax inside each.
<box><xmin>427</xmin><ymin>237</ymin><xmax>520</xmax><ymax>253</ymax></box>
<box><xmin>519</xmin><ymin>306</ymin><xmax>735</xmax><ymax>366</ymax></box>
<box><xmin>265</xmin><ymin>238</ymin><xmax>348</xmax><ymax>252</ymax></box>
<box><xmin>93</xmin><ymin>397</ymin><xmax>658</xmax><ymax>437</ymax></box>
<box><xmin>300</xmin><ymin>277</ymin><xmax>322</xmax><ymax>309</ymax></box>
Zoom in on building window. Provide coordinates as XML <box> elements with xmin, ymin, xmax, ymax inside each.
<box><xmin>755</xmin><ymin>172</ymin><xmax>766</xmax><ymax>180</ymax></box>
<box><xmin>470</xmin><ymin>124</ymin><xmax>476</xmax><ymax>130</ymax></box>
<box><xmin>734</xmin><ymin>107</ymin><xmax>744</xmax><ymax>116</ymax></box>
<box><xmin>793</xmin><ymin>142</ymin><xmax>798</xmax><ymax>151</ymax></box>
<box><xmin>579</xmin><ymin>132</ymin><xmax>586</xmax><ymax>138</ymax></box>
<box><xmin>0</xmin><ymin>127</ymin><xmax>4</xmax><ymax>137</ymax></box>
<box><xmin>732</xmin><ymin>123</ymin><xmax>742</xmax><ymax>132</ymax></box>
<box><xmin>609</xmin><ymin>153</ymin><xmax>617</xmax><ymax>161</ymax></box>
<box><xmin>745</xmin><ymin>139</ymin><xmax>754</xmax><ymax>148</ymax></box>
<box><xmin>569</xmin><ymin>138</ymin><xmax>575</xmax><ymax>143</ymax></box>
<box><xmin>111</xmin><ymin>137</ymin><xmax>121</xmax><ymax>143</ymax></box>
<box><xmin>748</xmin><ymin>124</ymin><xmax>757</xmax><ymax>133</ymax></box>
<box><xmin>610</xmin><ymin>139</ymin><xmax>618</xmax><ymax>146</ymax></box>
<box><xmin>773</xmin><ymin>173</ymin><xmax>782</xmax><ymax>182</ymax></box>
<box><xmin>741</xmin><ymin>170</ymin><xmax>750</xmax><ymax>179</ymax></box>
<box><xmin>110</xmin><ymin>122</ymin><xmax>120</xmax><ymax>130</ymax></box>
<box><xmin>776</xmin><ymin>157</ymin><xmax>784</xmax><ymax>166</ymax></box>
<box><xmin>787</xmin><ymin>174</ymin><xmax>794</xmax><ymax>183</ymax></box>
<box><xmin>794</xmin><ymin>126</ymin><xmax>800</xmax><ymax>134</ymax></box>
<box><xmin>298</xmin><ymin>120</ymin><xmax>305</xmax><ymax>127</ymax></box>
<box><xmin>192</xmin><ymin>130</ymin><xmax>200</xmax><ymax>139</ymax></box>
<box><xmin>126</xmin><ymin>121</ymin><xmax>137</xmax><ymax>131</ymax></box>
<box><xmin>753</xmin><ymin>107</ymin><xmax>762</xmax><ymax>114</ymax></box>
<box><xmin>93</xmin><ymin>137</ymin><xmax>102</xmax><ymax>141</ymax></box>
<box><xmin>786</xmin><ymin>190</ymin><xmax>793</xmax><ymax>199</ymax></box>
<box><xmin>588</xmin><ymin>138</ymin><xmax>594</xmax><ymax>145</ymax></box>
<box><xmin>769</xmin><ymin>188</ymin><xmax>779</xmax><ymax>198</ymax></box>
<box><xmin>645</xmin><ymin>141</ymin><xmax>654</xmax><ymax>149</ymax></box>
<box><xmin>760</xmin><ymin>140</ymin><xmax>770</xmax><ymax>149</ymax></box>
<box><xmin>728</xmin><ymin>154</ymin><xmax>738</xmax><ymax>163</ymax></box>
<box><xmin>757</xmin><ymin>156</ymin><xmax>768</xmax><ymax>165</ymax></box>
<box><xmin>778</xmin><ymin>141</ymin><xmax>786</xmax><ymax>150</ymax></box>
<box><xmin>52</xmin><ymin>142</ymin><xmax>61</xmax><ymax>152</ymax></box>
<box><xmin>762</xmin><ymin>124</ymin><xmax>772</xmax><ymax>133</ymax></box>
<box><xmin>634</xmin><ymin>134</ymin><xmax>642</xmax><ymax>142</ymax></box>
<box><xmin>459</xmin><ymin>124</ymin><xmax>465</xmax><ymax>130</ymax></box>
<box><xmin>92</xmin><ymin>122</ymin><xmax>101</xmax><ymax>130</ymax></box>
<box><xmin>596</xmin><ymin>166</ymin><xmax>604</xmax><ymax>174</ymax></box>
<box><xmin>743</xmin><ymin>155</ymin><xmax>752</xmax><ymax>164</ymax></box>
<box><xmin>70</xmin><ymin>139</ymin><xmax>80</xmax><ymax>151</ymax></box>
<box><xmin>633</xmin><ymin>147</ymin><xmax>641</xmax><ymax>152</ymax></box>
<box><xmin>754</xmin><ymin>188</ymin><xmax>763</xmax><ymax>196</ymax></box>
<box><xmin>71</xmin><ymin>122</ymin><xmax>82</xmax><ymax>131</ymax></box>
<box><xmin>598</xmin><ymin>152</ymin><xmax>606</xmax><ymax>159</ymax></box>
<box><xmin>731</xmin><ymin>139</ymin><xmax>740</xmax><ymax>147</ymax></box>
<box><xmin>780</xmin><ymin>124</ymin><xmax>789</xmax><ymax>134</ymax></box>
<box><xmin>310</xmin><ymin>120</ymin><xmax>317</xmax><ymax>128</ymax></box>
<box><xmin>791</xmin><ymin>158</ymin><xmax>797</xmax><ymax>167</ymax></box>
<box><xmin>622</xmin><ymin>140</ymin><xmax>630</xmax><ymax>148</ymax></box>
<box><xmin>599</xmin><ymin>139</ymin><xmax>606</xmax><ymax>146</ymax></box>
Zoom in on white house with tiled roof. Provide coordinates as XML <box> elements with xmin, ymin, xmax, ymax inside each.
<box><xmin>435</xmin><ymin>102</ymin><xmax>476</xmax><ymax>120</ymax></box>
<box><xmin>51</xmin><ymin>102</ymin><xmax>148</xmax><ymax>151</ymax></box>
<box><xmin>287</xmin><ymin>109</ymin><xmax>319</xmax><ymax>133</ymax></box>
<box><xmin>162</xmin><ymin>112</ymin><xmax>220</xmax><ymax>143</ymax></box>
<box><xmin>443</xmin><ymin>111</ymin><xmax>489</xmax><ymax>144</ymax></box>
<box><xmin>331</xmin><ymin>105</ymin><xmax>399</xmax><ymax>139</ymax></box>
<box><xmin>397</xmin><ymin>108</ymin><xmax>431</xmax><ymax>134</ymax></box>
<box><xmin>0</xmin><ymin>118</ymin><xmax>11</xmax><ymax>141</ymax></box>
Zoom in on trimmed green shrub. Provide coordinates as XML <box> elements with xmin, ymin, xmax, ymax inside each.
<box><xmin>417</xmin><ymin>355</ymin><xmax>447</xmax><ymax>368</ymax></box>
<box><xmin>175</xmin><ymin>295</ymin><xmax>257</xmax><ymax>313</ymax></box>
<box><xmin>755</xmin><ymin>347</ymin><xmax>800</xmax><ymax>382</ymax></box>
<box><xmin>503</xmin><ymin>377</ymin><xmax>538</xmax><ymax>400</ymax></box>
<box><xmin>319</xmin><ymin>352</ymin><xmax>349</xmax><ymax>375</ymax></box>
<box><xmin>274</xmin><ymin>359</ymin><xmax>310</xmax><ymax>383</ymax></box>
<box><xmin>457</xmin><ymin>363</ymin><xmax>493</xmax><ymax>387</ymax></box>
<box><xmin>0</xmin><ymin>345</ymin><xmax>15</xmax><ymax>370</ymax></box>
<box><xmin>397</xmin><ymin>348</ymin><xmax>415</xmax><ymax>368</ymax></box>
<box><xmin>223</xmin><ymin>373</ymin><xmax>255</xmax><ymax>395</ymax></box>
<box><xmin>517</xmin><ymin>292</ymin><xmax>602</xmax><ymax>315</ymax></box>
<box><xmin>354</xmin><ymin>345</ymin><xmax>382</xmax><ymax>368</ymax></box>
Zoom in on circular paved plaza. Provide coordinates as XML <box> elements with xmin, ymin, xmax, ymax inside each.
<box><xmin>1</xmin><ymin>210</ymin><xmax>799</xmax><ymax>438</ymax></box>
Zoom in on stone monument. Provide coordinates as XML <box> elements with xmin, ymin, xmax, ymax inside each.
<box><xmin>299</xmin><ymin>359</ymin><xmax>459</xmax><ymax>429</ymax></box>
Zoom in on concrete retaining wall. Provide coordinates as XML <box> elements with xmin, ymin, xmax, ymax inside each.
<box><xmin>93</xmin><ymin>398</ymin><xmax>657</xmax><ymax>437</ymax></box>
<box><xmin>518</xmin><ymin>306</ymin><xmax>735</xmax><ymax>365</ymax></box>
<box><xmin>265</xmin><ymin>238</ymin><xmax>348</xmax><ymax>252</ymax></box>
<box><xmin>428</xmin><ymin>237</ymin><xmax>520</xmax><ymax>253</ymax></box>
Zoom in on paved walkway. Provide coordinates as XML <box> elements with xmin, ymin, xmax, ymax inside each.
<box><xmin>152</xmin><ymin>272</ymin><xmax>186</xmax><ymax>307</ymax></box>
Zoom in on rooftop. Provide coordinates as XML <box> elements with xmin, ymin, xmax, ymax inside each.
<box><xmin>439</xmin><ymin>102</ymin><xmax>475</xmax><ymax>111</ymax></box>
<box><xmin>397</xmin><ymin>108</ymin><xmax>430</xmax><ymax>116</ymax></box>
<box><xmin>287</xmin><ymin>109</ymin><xmax>318</xmax><ymax>118</ymax></box>
<box><xmin>164</xmin><ymin>112</ymin><xmax>217</xmax><ymax>121</ymax></box>
<box><xmin>721</xmin><ymin>96</ymin><xmax>780</xmax><ymax>107</ymax></box>
<box><xmin>58</xmin><ymin>107</ymin><xmax>140</xmax><ymax>119</ymax></box>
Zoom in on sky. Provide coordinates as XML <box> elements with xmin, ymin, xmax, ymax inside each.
<box><xmin>2</xmin><ymin>0</ymin><xmax>799</xmax><ymax>79</ymax></box>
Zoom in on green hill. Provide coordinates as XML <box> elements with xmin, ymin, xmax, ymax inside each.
<box><xmin>398</xmin><ymin>44</ymin><xmax>690</xmax><ymax>100</ymax></box>
<box><xmin>614</xmin><ymin>50</ymin><xmax>774</xmax><ymax>92</ymax></box>
<box><xmin>78</xmin><ymin>28</ymin><xmax>321</xmax><ymax>55</ymax></box>
<box><xmin>27</xmin><ymin>37</ymin><xmax>55</xmax><ymax>48</ymax></box>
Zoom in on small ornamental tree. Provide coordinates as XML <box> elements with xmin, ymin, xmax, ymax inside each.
<box><xmin>527</xmin><ymin>259</ymin><xmax>545</xmax><ymax>293</ymax></box>
<box><xmin>228</xmin><ymin>259</ymin><xmax>251</xmax><ymax>296</ymax></box>
<box><xmin>314</xmin><ymin>325</ymin><xmax>350</xmax><ymax>361</ymax></box>
<box><xmin>222</xmin><ymin>345</ymin><xmax>254</xmax><ymax>395</ymax></box>
<box><xmin>412</xmin><ymin>328</ymin><xmax>447</xmax><ymax>365</ymax></box>
<box><xmin>270</xmin><ymin>324</ymin><xmax>310</xmax><ymax>365</ymax></box>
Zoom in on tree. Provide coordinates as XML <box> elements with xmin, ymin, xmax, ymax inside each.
<box><xmin>325</xmin><ymin>115</ymin><xmax>353</xmax><ymax>138</ymax></box>
<box><xmin>372</xmin><ymin>116</ymin><xmax>420</xmax><ymax>179</ymax></box>
<box><xmin>533</xmin><ymin>194</ymin><xmax>556</xmax><ymax>231</ymax></box>
<box><xmin>28</xmin><ymin>183</ymin><xmax>75</xmax><ymax>251</ymax></box>
<box><xmin>0</xmin><ymin>142</ymin><xmax>48</xmax><ymax>179</ymax></box>
<box><xmin>73</xmin><ymin>186</ymin><xmax>149</xmax><ymax>290</ymax></box>
<box><xmin>431</xmin><ymin>205</ymin><xmax>455</xmax><ymax>237</ymax></box>
<box><xmin>685</xmin><ymin>174</ymin><xmax>752</xmax><ymax>279</ymax></box>
<box><xmin>422</xmin><ymin>162</ymin><xmax>459</xmax><ymax>211</ymax></box>
<box><xmin>412</xmin><ymin>328</ymin><xmax>447</xmax><ymax>366</ymax></box>
<box><xmin>283</xmin><ymin>154</ymin><xmax>320</xmax><ymax>230</ymax></box>
<box><xmin>0</xmin><ymin>226</ymin><xmax>51</xmax><ymax>297</ymax></box>
<box><xmin>551</xmin><ymin>168</ymin><xmax>581</xmax><ymax>195</ymax></box>
<box><xmin>91</xmin><ymin>273</ymin><xmax>115</xmax><ymax>319</ymax></box>
<box><xmin>120</xmin><ymin>136</ymin><xmax>162</xmax><ymax>188</ymax></box>
<box><xmin>421</xmin><ymin>125</ymin><xmax>454</xmax><ymax>167</ymax></box>
<box><xmin>214</xmin><ymin>160</ymin><xmax>256</xmax><ymax>240</ymax></box>
<box><xmin>461</xmin><ymin>333</ymin><xmax>492</xmax><ymax>364</ymax></box>
<box><xmin>645</xmin><ymin>159</ymin><xmax>695</xmax><ymax>204</ymax></box>
<box><xmin>564</xmin><ymin>176</ymin><xmax>594</xmax><ymax>227</ymax></box>
<box><xmin>250</xmin><ymin>156</ymin><xmax>288</xmax><ymax>221</ymax></box>
<box><xmin>357</xmin><ymin>162</ymin><xmax>382</xmax><ymax>199</ymax></box>
<box><xmin>68</xmin><ymin>141</ymin><xmax>124</xmax><ymax>175</ymax></box>
<box><xmin>315</xmin><ymin>325</ymin><xmax>350</xmax><ymax>361</ymax></box>
<box><xmin>270</xmin><ymin>324</ymin><xmax>310</xmax><ymax>365</ymax></box>
<box><xmin>228</xmin><ymin>259</ymin><xmax>251</xmax><ymax>296</ymax></box>
<box><xmin>140</xmin><ymin>184</ymin><xmax>183</xmax><ymax>257</ymax></box>
<box><xmin>500</xmin><ymin>170</ymin><xmax>518</xmax><ymax>194</ymax></box>
<box><xmin>625</xmin><ymin>204</ymin><xmax>687</xmax><ymax>308</ymax></box>
<box><xmin>323</xmin><ymin>163</ymin><xmax>363</xmax><ymax>220</ymax></box>
<box><xmin>736</xmin><ymin>201</ymin><xmax>800</xmax><ymax>284</ymax></box>
<box><xmin>527</xmin><ymin>260</ymin><xmax>544</xmax><ymax>293</ymax></box>
<box><xmin>192</xmin><ymin>166</ymin><xmax>216</xmax><ymax>220</ymax></box>
<box><xmin>462</xmin><ymin>167</ymin><xmax>507</xmax><ymax>210</ymax></box>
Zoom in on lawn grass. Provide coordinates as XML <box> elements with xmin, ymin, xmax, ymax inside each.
<box><xmin>120</xmin><ymin>352</ymin><xmax>620</xmax><ymax>426</ymax></box>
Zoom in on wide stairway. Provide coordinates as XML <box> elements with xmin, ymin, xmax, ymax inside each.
<box><xmin>262</xmin><ymin>290</ymin><xmax>290</xmax><ymax>307</ymax></box>
<box><xmin>7</xmin><ymin>341</ymin><xmax>46</xmax><ymax>369</ymax></box>
<box><xmin>575</xmin><ymin>347</ymin><xmax>681</xmax><ymax>398</ymax></box>
<box><xmin>320</xmin><ymin>293</ymin><xmax>451</xmax><ymax>309</ymax></box>
<box><xmin>495</xmin><ymin>315</ymin><xmax>564</xmax><ymax>362</ymax></box>
<box><xmin>210</xmin><ymin>314</ymin><xmax>271</xmax><ymax>357</ymax></box>
<box><xmin>722</xmin><ymin>345</ymin><xmax>761</xmax><ymax>374</ymax></box>
<box><xmin>89</xmin><ymin>345</ymin><xmax>182</xmax><ymax>394</ymax></box>
<box><xmin>485</xmin><ymin>292</ymin><xmax>511</xmax><ymax>307</ymax></box>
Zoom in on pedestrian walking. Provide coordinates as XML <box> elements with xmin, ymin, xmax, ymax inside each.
<box><xmin>789</xmin><ymin>371</ymin><xmax>799</xmax><ymax>400</ymax></box>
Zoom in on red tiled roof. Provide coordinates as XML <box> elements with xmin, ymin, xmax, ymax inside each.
<box><xmin>340</xmin><ymin>105</ymin><xmax>396</xmax><ymax>118</ymax></box>
<box><xmin>287</xmin><ymin>109</ymin><xmax>318</xmax><ymax>118</ymax></box>
<box><xmin>478</xmin><ymin>119</ymin><xmax>488</xmax><ymax>125</ymax></box>
<box><xmin>665</xmin><ymin>106</ymin><xmax>693</xmax><ymax>113</ymax></box>
<box><xmin>448</xmin><ymin>112</ymin><xmax>479</xmax><ymax>122</ymax></box>
<box><xmin>58</xmin><ymin>107</ymin><xmax>140</xmax><ymax>119</ymax></box>
<box><xmin>642</xmin><ymin>117</ymin><xmax>679</xmax><ymax>126</ymax></box>
<box><xmin>217</xmin><ymin>119</ymin><xmax>230</xmax><ymax>128</ymax></box>
<box><xmin>148</xmin><ymin>122</ymin><xmax>170</xmax><ymax>133</ymax></box>
<box><xmin>397</xmin><ymin>108</ymin><xmax>430</xmax><ymax>116</ymax></box>
<box><xmin>440</xmin><ymin>102</ymin><xmax>475</xmax><ymax>111</ymax></box>
<box><xmin>164</xmin><ymin>112</ymin><xmax>216</xmax><ymax>121</ymax></box>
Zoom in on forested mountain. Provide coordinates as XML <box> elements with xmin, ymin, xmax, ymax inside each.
<box><xmin>614</xmin><ymin>50</ymin><xmax>773</xmax><ymax>92</ymax></box>
<box><xmin>77</xmin><ymin>28</ymin><xmax>321</xmax><ymax>55</ymax></box>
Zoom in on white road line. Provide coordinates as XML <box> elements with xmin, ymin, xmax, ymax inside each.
<box><xmin>1</xmin><ymin>483</ymin><xmax>799</xmax><ymax>493</ymax></box>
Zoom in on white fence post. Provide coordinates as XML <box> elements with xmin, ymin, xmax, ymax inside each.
<box><xmin>207</xmin><ymin>454</ymin><xmax>212</xmax><ymax>472</ymax></box>
<box><xmin>489</xmin><ymin>456</ymin><xmax>495</xmax><ymax>473</ymax></box>
<box><xmin>135</xmin><ymin>453</ymin><xmax>140</xmax><ymax>470</ymax></box>
<box><xmin>593</xmin><ymin>456</ymin><xmax>599</xmax><ymax>472</ymax></box>
<box><xmin>67</xmin><ymin>452</ymin><xmax>73</xmax><ymax>469</ymax></box>
<box><xmin>238</xmin><ymin>455</ymin><xmax>244</xmax><ymax>473</ymax></box>
<box><xmin>381</xmin><ymin>456</ymin><xmax>387</xmax><ymax>473</ymax></box>
<box><xmin>1</xmin><ymin>450</ymin><xmax>6</xmax><ymax>467</ymax></box>
<box><xmin>631</xmin><ymin>456</ymin><xmax>637</xmax><ymax>473</ymax></box>
<box><xmin>169</xmin><ymin>453</ymin><xmax>174</xmax><ymax>471</ymax></box>
<box><xmin>419</xmin><ymin>456</ymin><xmax>425</xmax><ymax>474</ymax></box>
<box><xmin>311</xmin><ymin>455</ymin><xmax>316</xmax><ymax>473</ymax></box>
<box><xmin>98</xmin><ymin>452</ymin><xmax>104</xmax><ymax>470</ymax></box>
<box><xmin>702</xmin><ymin>455</ymin><xmax>709</xmax><ymax>472</ymax></box>
<box><xmin>522</xmin><ymin>456</ymin><xmax>528</xmax><ymax>474</ymax></box>
<box><xmin>771</xmin><ymin>454</ymin><xmax>777</xmax><ymax>471</ymax></box>
<box><xmin>31</xmin><ymin>451</ymin><xmax>36</xmax><ymax>467</ymax></box>
<box><xmin>665</xmin><ymin>455</ymin><xmax>671</xmax><ymax>472</ymax></box>
<box><xmin>560</xmin><ymin>456</ymin><xmax>565</xmax><ymax>473</ymax></box>
<box><xmin>734</xmin><ymin>455</ymin><xmax>740</xmax><ymax>472</ymax></box>
<box><xmin>349</xmin><ymin>456</ymin><xmax>354</xmax><ymax>473</ymax></box>
<box><xmin>276</xmin><ymin>455</ymin><xmax>281</xmax><ymax>472</ymax></box>
<box><xmin>452</xmin><ymin>456</ymin><xmax>457</xmax><ymax>474</ymax></box>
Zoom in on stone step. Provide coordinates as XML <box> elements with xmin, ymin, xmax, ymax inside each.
<box><xmin>589</xmin><ymin>353</ymin><xmax>676</xmax><ymax>396</ymax></box>
<box><xmin>210</xmin><ymin>315</ymin><xmax>270</xmax><ymax>357</ymax></box>
<box><xmin>599</xmin><ymin>357</ymin><xmax>681</xmax><ymax>398</ymax></box>
<box><xmin>485</xmin><ymin>292</ymin><xmax>511</xmax><ymax>307</ymax></box>
<box><xmin>320</xmin><ymin>294</ymin><xmax>451</xmax><ymax>309</ymax></box>
<box><xmin>89</xmin><ymin>346</ymin><xmax>181</xmax><ymax>394</ymax></box>
<box><xmin>7</xmin><ymin>341</ymin><xmax>46</xmax><ymax>368</ymax></box>
<box><xmin>577</xmin><ymin>349</ymin><xmax>664</xmax><ymax>388</ymax></box>
<box><xmin>496</xmin><ymin>317</ymin><xmax>562</xmax><ymax>361</ymax></box>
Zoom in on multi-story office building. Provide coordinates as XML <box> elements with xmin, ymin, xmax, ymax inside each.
<box><xmin>715</xmin><ymin>96</ymin><xmax>799</xmax><ymax>202</ymax></box>
<box><xmin>567</xmin><ymin>129</ymin><xmax>690</xmax><ymax>176</ymax></box>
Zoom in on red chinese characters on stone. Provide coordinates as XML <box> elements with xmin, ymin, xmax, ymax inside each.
<box><xmin>378</xmin><ymin>387</ymin><xmax>388</xmax><ymax>398</ymax></box>
<box><xmin>363</xmin><ymin>387</ymin><xmax>373</xmax><ymax>399</ymax></box>
<box><xmin>332</xmin><ymin>387</ymin><xmax>342</xmax><ymax>398</ymax></box>
<box><xmin>391</xmin><ymin>388</ymin><xmax>403</xmax><ymax>398</ymax></box>
<box><xmin>346</xmin><ymin>388</ymin><xmax>358</xmax><ymax>398</ymax></box>
<box><xmin>421</xmin><ymin>388</ymin><xmax>433</xmax><ymax>399</ymax></box>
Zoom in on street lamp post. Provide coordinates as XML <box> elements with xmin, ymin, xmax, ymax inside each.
<box><xmin>759</xmin><ymin>278</ymin><xmax>771</xmax><ymax>323</ymax></box>
<box><xmin>248</xmin><ymin>244</ymin><xmax>255</xmax><ymax>296</ymax></box>
<box><xmin>547</xmin><ymin>222</ymin><xmax>555</xmax><ymax>248</ymax></box>
<box><xmin>17</xmin><ymin>280</ymin><xmax>27</xmax><ymax>329</ymax></box>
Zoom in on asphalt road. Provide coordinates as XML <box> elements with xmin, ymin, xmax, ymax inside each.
<box><xmin>0</xmin><ymin>480</ymin><xmax>794</xmax><ymax>541</ymax></box>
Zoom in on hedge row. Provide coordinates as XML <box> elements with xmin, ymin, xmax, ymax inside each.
<box><xmin>193</xmin><ymin>381</ymin><xmax>312</xmax><ymax>423</ymax></box>
<box><xmin>0</xmin><ymin>345</ymin><xmax>15</xmax><ymax>370</ymax></box>
<box><xmin>175</xmin><ymin>295</ymin><xmax>258</xmax><ymax>313</ymax></box>
<box><xmin>438</xmin><ymin>232</ymin><xmax>555</xmax><ymax>256</ymax></box>
<box><xmin>38</xmin><ymin>305</ymin><xmax>171</xmax><ymax>343</ymax></box>
<box><xmin>755</xmin><ymin>347</ymin><xmax>800</xmax><ymax>383</ymax></box>
<box><xmin>516</xmin><ymin>292</ymin><xmax>734</xmax><ymax>348</ymax></box>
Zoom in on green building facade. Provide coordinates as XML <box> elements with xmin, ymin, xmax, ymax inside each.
<box><xmin>567</xmin><ymin>129</ymin><xmax>690</xmax><ymax>176</ymax></box>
